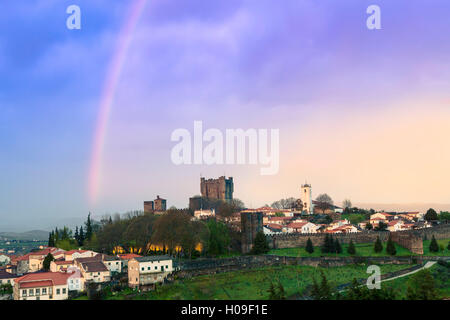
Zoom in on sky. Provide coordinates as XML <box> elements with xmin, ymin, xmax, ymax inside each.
<box><xmin>1</xmin><ymin>0</ymin><xmax>450</xmax><ymax>230</ymax></box>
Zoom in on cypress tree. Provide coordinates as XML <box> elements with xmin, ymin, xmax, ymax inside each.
<box><xmin>79</xmin><ymin>226</ymin><xmax>85</xmax><ymax>246</ymax></box>
<box><xmin>374</xmin><ymin>236</ymin><xmax>383</xmax><ymax>253</ymax></box>
<box><xmin>251</xmin><ymin>231</ymin><xmax>270</xmax><ymax>254</ymax></box>
<box><xmin>306</xmin><ymin>238</ymin><xmax>314</xmax><ymax>254</ymax></box>
<box><xmin>386</xmin><ymin>236</ymin><xmax>397</xmax><ymax>255</ymax></box>
<box><xmin>328</xmin><ymin>235</ymin><xmax>336</xmax><ymax>253</ymax></box>
<box><xmin>347</xmin><ymin>240</ymin><xmax>356</xmax><ymax>255</ymax></box>
<box><xmin>335</xmin><ymin>239</ymin><xmax>342</xmax><ymax>254</ymax></box>
<box><xmin>429</xmin><ymin>235</ymin><xmax>439</xmax><ymax>253</ymax></box>
<box><xmin>322</xmin><ymin>234</ymin><xmax>330</xmax><ymax>253</ymax></box>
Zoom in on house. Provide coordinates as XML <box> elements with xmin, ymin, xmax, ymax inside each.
<box><xmin>0</xmin><ymin>270</ymin><xmax>18</xmax><ymax>286</ymax></box>
<box><xmin>0</xmin><ymin>254</ymin><xmax>11</xmax><ymax>265</ymax></box>
<box><xmin>369</xmin><ymin>213</ymin><xmax>393</xmax><ymax>226</ymax></box>
<box><xmin>286</xmin><ymin>222</ymin><xmax>319</xmax><ymax>234</ymax></box>
<box><xmin>118</xmin><ymin>253</ymin><xmax>142</xmax><ymax>268</ymax></box>
<box><xmin>312</xmin><ymin>200</ymin><xmax>343</xmax><ymax>214</ymax></box>
<box><xmin>267</xmin><ymin>216</ymin><xmax>293</xmax><ymax>225</ymax></box>
<box><xmin>128</xmin><ymin>255</ymin><xmax>173</xmax><ymax>289</ymax></box>
<box><xmin>103</xmin><ymin>255</ymin><xmax>123</xmax><ymax>274</ymax></box>
<box><xmin>193</xmin><ymin>209</ymin><xmax>215</xmax><ymax>220</ymax></box>
<box><xmin>65</xmin><ymin>250</ymin><xmax>97</xmax><ymax>262</ymax></box>
<box><xmin>50</xmin><ymin>260</ymin><xmax>74</xmax><ymax>273</ymax></box>
<box><xmin>13</xmin><ymin>272</ymin><xmax>72</xmax><ymax>300</ymax></box>
<box><xmin>263</xmin><ymin>223</ymin><xmax>283</xmax><ymax>235</ymax></box>
<box><xmin>77</xmin><ymin>261</ymin><xmax>110</xmax><ymax>283</ymax></box>
<box><xmin>388</xmin><ymin>220</ymin><xmax>404</xmax><ymax>232</ymax></box>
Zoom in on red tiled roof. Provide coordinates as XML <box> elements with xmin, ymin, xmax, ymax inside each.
<box><xmin>265</xmin><ymin>223</ymin><xmax>283</xmax><ymax>230</ymax></box>
<box><xmin>118</xmin><ymin>253</ymin><xmax>141</xmax><ymax>260</ymax></box>
<box><xmin>15</xmin><ymin>272</ymin><xmax>71</xmax><ymax>288</ymax></box>
<box><xmin>19</xmin><ymin>280</ymin><xmax>53</xmax><ymax>289</ymax></box>
<box><xmin>287</xmin><ymin>222</ymin><xmax>308</xmax><ymax>229</ymax></box>
<box><xmin>53</xmin><ymin>260</ymin><xmax>73</xmax><ymax>265</ymax></box>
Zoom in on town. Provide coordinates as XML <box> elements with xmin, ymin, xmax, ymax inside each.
<box><xmin>0</xmin><ymin>176</ymin><xmax>449</xmax><ymax>300</ymax></box>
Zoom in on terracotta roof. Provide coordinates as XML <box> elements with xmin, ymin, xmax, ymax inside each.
<box><xmin>65</xmin><ymin>250</ymin><xmax>88</xmax><ymax>255</ymax></box>
<box><xmin>53</xmin><ymin>260</ymin><xmax>73</xmax><ymax>265</ymax></box>
<box><xmin>15</xmin><ymin>272</ymin><xmax>71</xmax><ymax>287</ymax></box>
<box><xmin>80</xmin><ymin>261</ymin><xmax>108</xmax><ymax>273</ymax></box>
<box><xmin>287</xmin><ymin>222</ymin><xmax>309</xmax><ymax>229</ymax></box>
<box><xmin>118</xmin><ymin>253</ymin><xmax>142</xmax><ymax>260</ymax></box>
<box><xmin>265</xmin><ymin>223</ymin><xmax>283</xmax><ymax>230</ymax></box>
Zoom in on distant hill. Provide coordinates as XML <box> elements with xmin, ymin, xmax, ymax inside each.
<box><xmin>353</xmin><ymin>203</ymin><xmax>450</xmax><ymax>213</ymax></box>
<box><xmin>0</xmin><ymin>230</ymin><xmax>49</xmax><ymax>241</ymax></box>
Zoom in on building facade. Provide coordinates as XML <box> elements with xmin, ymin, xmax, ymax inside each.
<box><xmin>200</xmin><ymin>176</ymin><xmax>233</xmax><ymax>202</ymax></box>
<box><xmin>300</xmin><ymin>184</ymin><xmax>313</xmax><ymax>214</ymax></box>
<box><xmin>128</xmin><ymin>256</ymin><xmax>173</xmax><ymax>289</ymax></box>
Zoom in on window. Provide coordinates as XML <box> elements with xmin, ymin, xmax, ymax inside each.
<box><xmin>155</xmin><ymin>266</ymin><xmax>157</xmax><ymax>270</ymax></box>
<box><xmin>29</xmin><ymin>289</ymin><xmax>34</xmax><ymax>296</ymax></box>
<box><xmin>166</xmin><ymin>265</ymin><xmax>169</xmax><ymax>269</ymax></box>
<box><xmin>36</xmin><ymin>288</ymin><xmax>40</xmax><ymax>295</ymax></box>
<box><xmin>98</xmin><ymin>272</ymin><xmax>100</xmax><ymax>275</ymax></box>
<box><xmin>141</xmin><ymin>267</ymin><xmax>144</xmax><ymax>271</ymax></box>
<box><xmin>56</xmin><ymin>288</ymin><xmax>60</xmax><ymax>295</ymax></box>
<box><xmin>148</xmin><ymin>267</ymin><xmax>150</xmax><ymax>270</ymax></box>
<box><xmin>22</xmin><ymin>290</ymin><xmax>27</xmax><ymax>297</ymax></box>
<box><xmin>63</xmin><ymin>288</ymin><xmax>66</xmax><ymax>294</ymax></box>
<box><xmin>42</xmin><ymin>288</ymin><xmax>47</xmax><ymax>295</ymax></box>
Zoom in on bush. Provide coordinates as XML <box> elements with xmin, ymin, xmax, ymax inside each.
<box><xmin>305</xmin><ymin>238</ymin><xmax>314</xmax><ymax>254</ymax></box>
<box><xmin>386</xmin><ymin>236</ymin><xmax>396</xmax><ymax>256</ymax></box>
<box><xmin>429</xmin><ymin>235</ymin><xmax>439</xmax><ymax>253</ymax></box>
<box><xmin>347</xmin><ymin>240</ymin><xmax>356</xmax><ymax>255</ymax></box>
<box><xmin>250</xmin><ymin>231</ymin><xmax>270</xmax><ymax>255</ymax></box>
<box><xmin>374</xmin><ymin>236</ymin><xmax>383</xmax><ymax>253</ymax></box>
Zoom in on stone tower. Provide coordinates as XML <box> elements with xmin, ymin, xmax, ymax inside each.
<box><xmin>200</xmin><ymin>176</ymin><xmax>233</xmax><ymax>202</ymax></box>
<box><xmin>300</xmin><ymin>183</ymin><xmax>313</xmax><ymax>214</ymax></box>
<box><xmin>240</xmin><ymin>211</ymin><xmax>263</xmax><ymax>254</ymax></box>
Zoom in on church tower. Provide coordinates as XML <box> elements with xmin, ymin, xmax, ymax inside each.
<box><xmin>300</xmin><ymin>183</ymin><xmax>313</xmax><ymax>214</ymax></box>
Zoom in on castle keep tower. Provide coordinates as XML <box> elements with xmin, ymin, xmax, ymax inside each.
<box><xmin>200</xmin><ymin>176</ymin><xmax>233</xmax><ymax>202</ymax></box>
<box><xmin>300</xmin><ymin>183</ymin><xmax>313</xmax><ymax>214</ymax></box>
<box><xmin>240</xmin><ymin>211</ymin><xmax>263</xmax><ymax>254</ymax></box>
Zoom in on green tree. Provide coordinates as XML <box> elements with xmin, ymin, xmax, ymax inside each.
<box><xmin>375</xmin><ymin>221</ymin><xmax>387</xmax><ymax>231</ymax></box>
<box><xmin>424</xmin><ymin>208</ymin><xmax>438</xmax><ymax>221</ymax></box>
<box><xmin>429</xmin><ymin>235</ymin><xmax>439</xmax><ymax>253</ymax></box>
<box><xmin>277</xmin><ymin>280</ymin><xmax>286</xmax><ymax>300</ymax></box>
<box><xmin>365</xmin><ymin>223</ymin><xmax>373</xmax><ymax>230</ymax></box>
<box><xmin>48</xmin><ymin>231</ymin><xmax>55</xmax><ymax>247</ymax></box>
<box><xmin>386</xmin><ymin>236</ymin><xmax>396</xmax><ymax>255</ymax></box>
<box><xmin>305</xmin><ymin>238</ymin><xmax>314</xmax><ymax>254</ymax></box>
<box><xmin>78</xmin><ymin>226</ymin><xmax>85</xmax><ymax>246</ymax></box>
<box><xmin>347</xmin><ymin>240</ymin><xmax>356</xmax><ymax>255</ymax></box>
<box><xmin>334</xmin><ymin>239</ymin><xmax>342</xmax><ymax>254</ymax></box>
<box><xmin>43</xmin><ymin>253</ymin><xmax>54</xmax><ymax>271</ymax></box>
<box><xmin>311</xmin><ymin>271</ymin><xmax>333</xmax><ymax>300</ymax></box>
<box><xmin>374</xmin><ymin>236</ymin><xmax>383</xmax><ymax>253</ymax></box>
<box><xmin>251</xmin><ymin>231</ymin><xmax>270</xmax><ymax>255</ymax></box>
<box><xmin>85</xmin><ymin>212</ymin><xmax>93</xmax><ymax>241</ymax></box>
<box><xmin>447</xmin><ymin>240</ymin><xmax>450</xmax><ymax>251</ymax></box>
<box><xmin>406</xmin><ymin>269</ymin><xmax>439</xmax><ymax>300</ymax></box>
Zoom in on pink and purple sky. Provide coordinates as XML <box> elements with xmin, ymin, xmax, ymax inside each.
<box><xmin>1</xmin><ymin>0</ymin><xmax>450</xmax><ymax>229</ymax></box>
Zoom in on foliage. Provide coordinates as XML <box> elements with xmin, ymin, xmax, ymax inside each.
<box><xmin>375</xmin><ymin>221</ymin><xmax>387</xmax><ymax>231</ymax></box>
<box><xmin>311</xmin><ymin>271</ymin><xmax>334</xmax><ymax>300</ymax></box>
<box><xmin>315</xmin><ymin>194</ymin><xmax>334</xmax><ymax>213</ymax></box>
<box><xmin>347</xmin><ymin>240</ymin><xmax>356</xmax><ymax>255</ymax></box>
<box><xmin>374</xmin><ymin>236</ymin><xmax>383</xmax><ymax>253</ymax></box>
<box><xmin>340</xmin><ymin>278</ymin><xmax>397</xmax><ymax>300</ymax></box>
<box><xmin>406</xmin><ymin>269</ymin><xmax>439</xmax><ymax>300</ymax></box>
<box><xmin>424</xmin><ymin>208</ymin><xmax>438</xmax><ymax>221</ymax></box>
<box><xmin>251</xmin><ymin>231</ymin><xmax>270</xmax><ymax>255</ymax></box>
<box><xmin>268</xmin><ymin>280</ymin><xmax>286</xmax><ymax>300</ymax></box>
<box><xmin>206</xmin><ymin>220</ymin><xmax>230</xmax><ymax>256</ymax></box>
<box><xmin>429</xmin><ymin>235</ymin><xmax>439</xmax><ymax>253</ymax></box>
<box><xmin>43</xmin><ymin>253</ymin><xmax>54</xmax><ymax>271</ymax></box>
<box><xmin>365</xmin><ymin>223</ymin><xmax>373</xmax><ymax>230</ymax></box>
<box><xmin>335</xmin><ymin>239</ymin><xmax>342</xmax><ymax>254</ymax></box>
<box><xmin>305</xmin><ymin>238</ymin><xmax>314</xmax><ymax>254</ymax></box>
<box><xmin>271</xmin><ymin>198</ymin><xmax>297</xmax><ymax>210</ymax></box>
<box><xmin>386</xmin><ymin>236</ymin><xmax>396</xmax><ymax>256</ymax></box>
<box><xmin>439</xmin><ymin>211</ymin><xmax>450</xmax><ymax>222</ymax></box>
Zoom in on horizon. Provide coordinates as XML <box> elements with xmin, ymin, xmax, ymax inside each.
<box><xmin>1</xmin><ymin>0</ymin><xmax>450</xmax><ymax>229</ymax></box>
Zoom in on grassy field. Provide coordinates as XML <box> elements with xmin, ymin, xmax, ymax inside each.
<box><xmin>340</xmin><ymin>214</ymin><xmax>367</xmax><ymax>225</ymax></box>
<box><xmin>100</xmin><ymin>264</ymin><xmax>412</xmax><ymax>300</ymax></box>
<box><xmin>381</xmin><ymin>262</ymin><xmax>450</xmax><ymax>299</ymax></box>
<box><xmin>269</xmin><ymin>239</ymin><xmax>450</xmax><ymax>257</ymax></box>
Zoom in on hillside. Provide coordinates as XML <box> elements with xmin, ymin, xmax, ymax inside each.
<box><xmin>0</xmin><ymin>230</ymin><xmax>49</xmax><ymax>241</ymax></box>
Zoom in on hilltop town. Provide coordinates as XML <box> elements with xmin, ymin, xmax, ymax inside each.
<box><xmin>1</xmin><ymin>177</ymin><xmax>449</xmax><ymax>300</ymax></box>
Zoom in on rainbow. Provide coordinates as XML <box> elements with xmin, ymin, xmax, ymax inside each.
<box><xmin>88</xmin><ymin>0</ymin><xmax>147</xmax><ymax>205</ymax></box>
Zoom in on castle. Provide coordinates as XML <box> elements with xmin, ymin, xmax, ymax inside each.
<box><xmin>200</xmin><ymin>176</ymin><xmax>234</xmax><ymax>202</ymax></box>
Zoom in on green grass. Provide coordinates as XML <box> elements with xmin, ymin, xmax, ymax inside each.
<box><xmin>341</xmin><ymin>214</ymin><xmax>367</xmax><ymax>225</ymax></box>
<box><xmin>269</xmin><ymin>239</ymin><xmax>450</xmax><ymax>257</ymax></box>
<box><xmin>269</xmin><ymin>241</ymin><xmax>413</xmax><ymax>257</ymax></box>
<box><xmin>381</xmin><ymin>262</ymin><xmax>450</xmax><ymax>299</ymax></box>
<box><xmin>103</xmin><ymin>264</ymin><xmax>412</xmax><ymax>300</ymax></box>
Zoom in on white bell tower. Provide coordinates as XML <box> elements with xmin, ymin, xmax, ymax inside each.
<box><xmin>300</xmin><ymin>183</ymin><xmax>313</xmax><ymax>214</ymax></box>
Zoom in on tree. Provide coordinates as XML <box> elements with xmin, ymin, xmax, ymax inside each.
<box><xmin>425</xmin><ymin>208</ymin><xmax>438</xmax><ymax>221</ymax></box>
<box><xmin>48</xmin><ymin>231</ymin><xmax>55</xmax><ymax>247</ymax></box>
<box><xmin>311</xmin><ymin>271</ymin><xmax>333</xmax><ymax>300</ymax></box>
<box><xmin>251</xmin><ymin>231</ymin><xmax>270</xmax><ymax>255</ymax></box>
<box><xmin>365</xmin><ymin>223</ymin><xmax>373</xmax><ymax>230</ymax></box>
<box><xmin>347</xmin><ymin>240</ymin><xmax>356</xmax><ymax>255</ymax></box>
<box><xmin>78</xmin><ymin>226</ymin><xmax>85</xmax><ymax>246</ymax></box>
<box><xmin>205</xmin><ymin>220</ymin><xmax>230</xmax><ymax>256</ymax></box>
<box><xmin>386</xmin><ymin>236</ymin><xmax>396</xmax><ymax>256</ymax></box>
<box><xmin>375</xmin><ymin>221</ymin><xmax>387</xmax><ymax>231</ymax></box>
<box><xmin>406</xmin><ymin>269</ymin><xmax>439</xmax><ymax>300</ymax></box>
<box><xmin>85</xmin><ymin>212</ymin><xmax>93</xmax><ymax>241</ymax></box>
<box><xmin>334</xmin><ymin>239</ymin><xmax>342</xmax><ymax>254</ymax></box>
<box><xmin>374</xmin><ymin>236</ymin><xmax>383</xmax><ymax>253</ymax></box>
<box><xmin>342</xmin><ymin>199</ymin><xmax>352</xmax><ymax>209</ymax></box>
<box><xmin>447</xmin><ymin>240</ymin><xmax>450</xmax><ymax>251</ymax></box>
<box><xmin>268</xmin><ymin>280</ymin><xmax>286</xmax><ymax>300</ymax></box>
<box><xmin>74</xmin><ymin>226</ymin><xmax>79</xmax><ymax>245</ymax></box>
<box><xmin>315</xmin><ymin>194</ymin><xmax>334</xmax><ymax>214</ymax></box>
<box><xmin>43</xmin><ymin>253</ymin><xmax>54</xmax><ymax>271</ymax></box>
<box><xmin>321</xmin><ymin>234</ymin><xmax>336</xmax><ymax>254</ymax></box>
<box><xmin>277</xmin><ymin>280</ymin><xmax>286</xmax><ymax>300</ymax></box>
<box><xmin>305</xmin><ymin>238</ymin><xmax>314</xmax><ymax>254</ymax></box>
<box><xmin>429</xmin><ymin>235</ymin><xmax>439</xmax><ymax>253</ymax></box>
